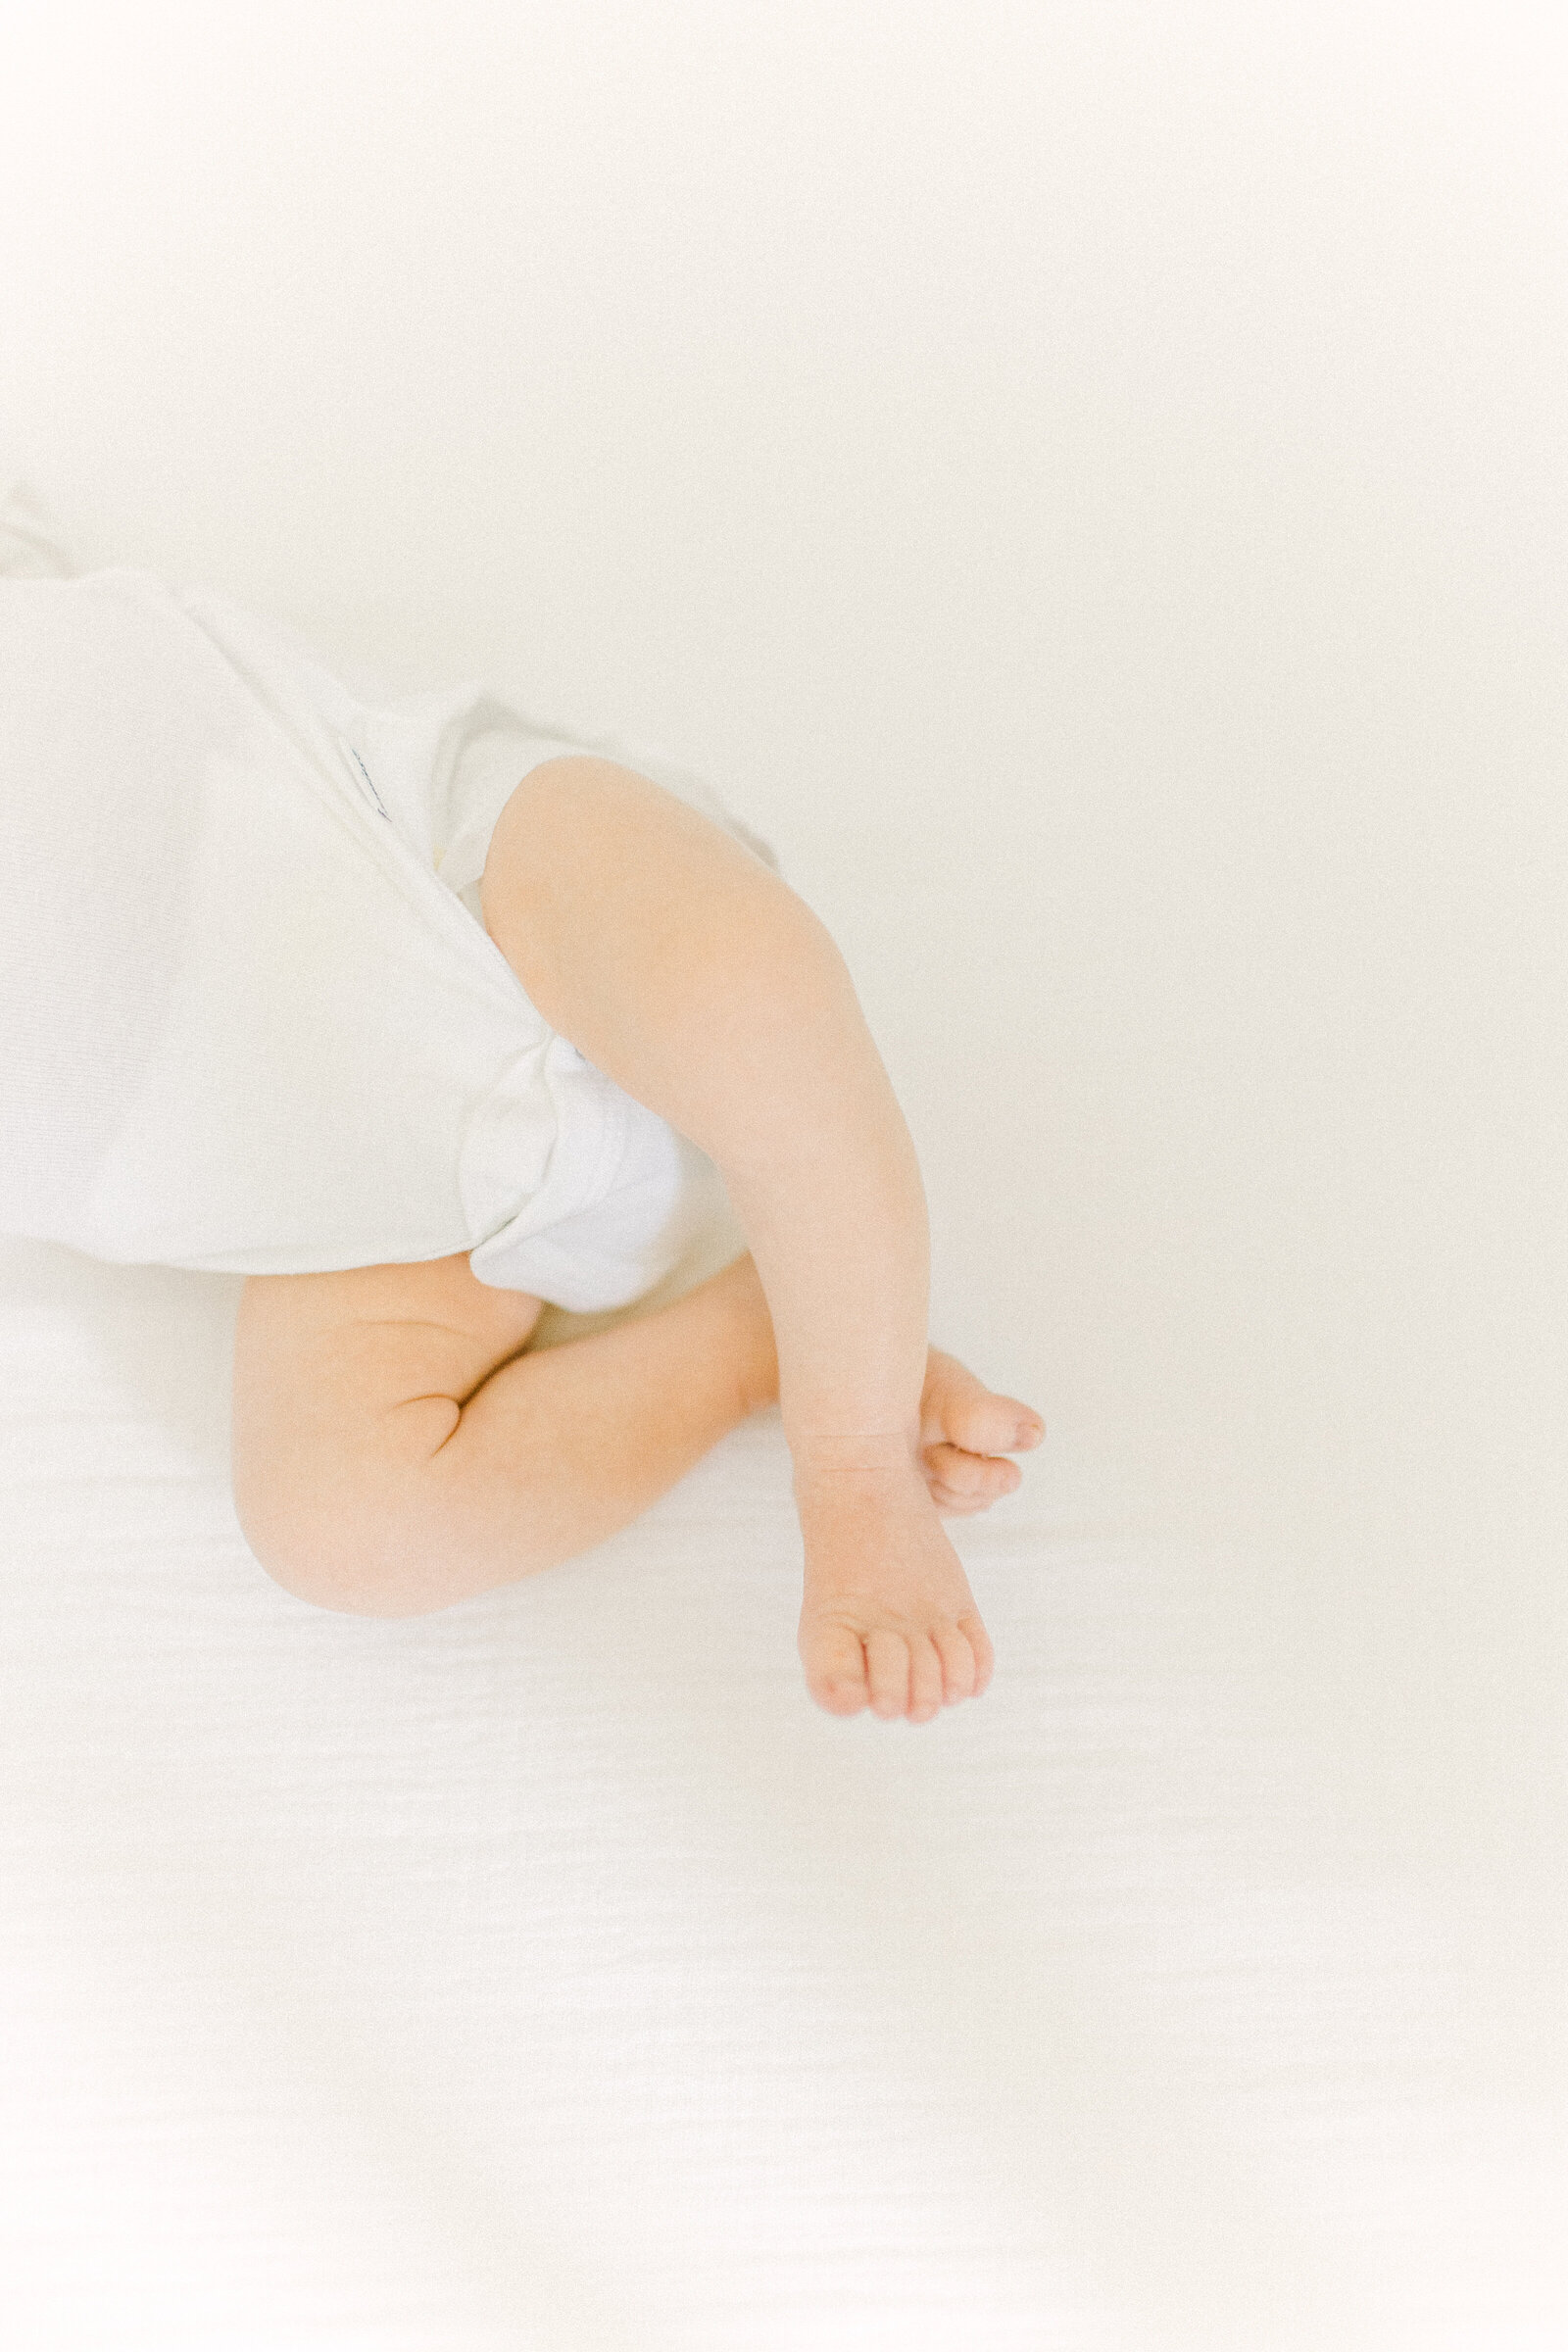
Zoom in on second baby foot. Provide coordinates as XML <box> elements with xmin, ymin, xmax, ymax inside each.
<box><xmin>722</xmin><ymin>1250</ymin><xmax>1043</xmax><ymax>1520</ymax></box>
<box><xmin>917</xmin><ymin>1346</ymin><xmax>1044</xmax><ymax>1517</ymax></box>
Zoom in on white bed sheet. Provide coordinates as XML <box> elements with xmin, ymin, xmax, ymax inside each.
<box><xmin>6</xmin><ymin>4</ymin><xmax>1567</xmax><ymax>2335</ymax></box>
<box><xmin>2</xmin><ymin>1227</ymin><xmax>1562</xmax><ymax>2352</ymax></box>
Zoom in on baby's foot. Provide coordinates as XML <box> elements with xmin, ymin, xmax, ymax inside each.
<box><xmin>793</xmin><ymin>1352</ymin><xmax>1042</xmax><ymax>1725</ymax></box>
<box><xmin>917</xmin><ymin>1346</ymin><xmax>1044</xmax><ymax>1518</ymax></box>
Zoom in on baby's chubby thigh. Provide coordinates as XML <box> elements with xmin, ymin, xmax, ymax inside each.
<box><xmin>229</xmin><ymin>1251</ymin><xmax>544</xmax><ymax>1605</ymax></box>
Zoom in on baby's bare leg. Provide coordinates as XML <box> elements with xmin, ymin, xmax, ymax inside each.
<box><xmin>244</xmin><ymin>1252</ymin><xmax>775</xmax><ymax>1617</ymax></box>
<box><xmin>472</xmin><ymin>756</ymin><xmax>1044</xmax><ymax>1723</ymax></box>
<box><xmin>249</xmin><ymin>1249</ymin><xmax>1038</xmax><ymax>1633</ymax></box>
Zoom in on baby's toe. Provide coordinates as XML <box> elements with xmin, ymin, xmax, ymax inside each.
<box><xmin>929</xmin><ymin>1619</ymin><xmax>978</xmax><ymax>1702</ymax></box>
<box><xmin>924</xmin><ymin>1351</ymin><xmax>1043</xmax><ymax>1459</ymax></box>
<box><xmin>906</xmin><ymin>1633</ymin><xmax>946</xmax><ymax>1724</ymax></box>
<box><xmin>800</xmin><ymin>1618</ymin><xmax>868</xmax><ymax>1716</ymax></box>
<box><xmin>961</xmin><ymin>1611</ymin><xmax>996</xmax><ymax>1697</ymax></box>
<box><xmin>924</xmin><ymin>1440</ymin><xmax>1020</xmax><ymax>1503</ymax></box>
<box><xmin>947</xmin><ymin>1389</ymin><xmax>1044</xmax><ymax>1458</ymax></box>
<box><xmin>864</xmin><ymin>1627</ymin><xmax>912</xmax><ymax>1720</ymax></box>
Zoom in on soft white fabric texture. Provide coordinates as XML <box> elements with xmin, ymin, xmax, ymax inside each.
<box><xmin>0</xmin><ymin>482</ymin><xmax>773</xmax><ymax>1312</ymax></box>
<box><xmin>3</xmin><ymin>1169</ymin><xmax>1562</xmax><ymax>2352</ymax></box>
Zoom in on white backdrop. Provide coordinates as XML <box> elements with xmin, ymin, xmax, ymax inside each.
<box><xmin>2</xmin><ymin>5</ymin><xmax>1564</xmax><ymax>2345</ymax></box>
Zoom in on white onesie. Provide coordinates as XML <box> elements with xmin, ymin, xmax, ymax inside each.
<box><xmin>0</xmin><ymin>479</ymin><xmax>776</xmax><ymax>1311</ymax></box>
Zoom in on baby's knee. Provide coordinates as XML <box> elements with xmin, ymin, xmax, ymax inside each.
<box><xmin>232</xmin><ymin>1447</ymin><xmax>451</xmax><ymax>1619</ymax></box>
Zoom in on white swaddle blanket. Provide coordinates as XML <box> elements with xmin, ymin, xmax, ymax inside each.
<box><xmin>0</xmin><ymin>480</ymin><xmax>774</xmax><ymax>1311</ymax></box>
